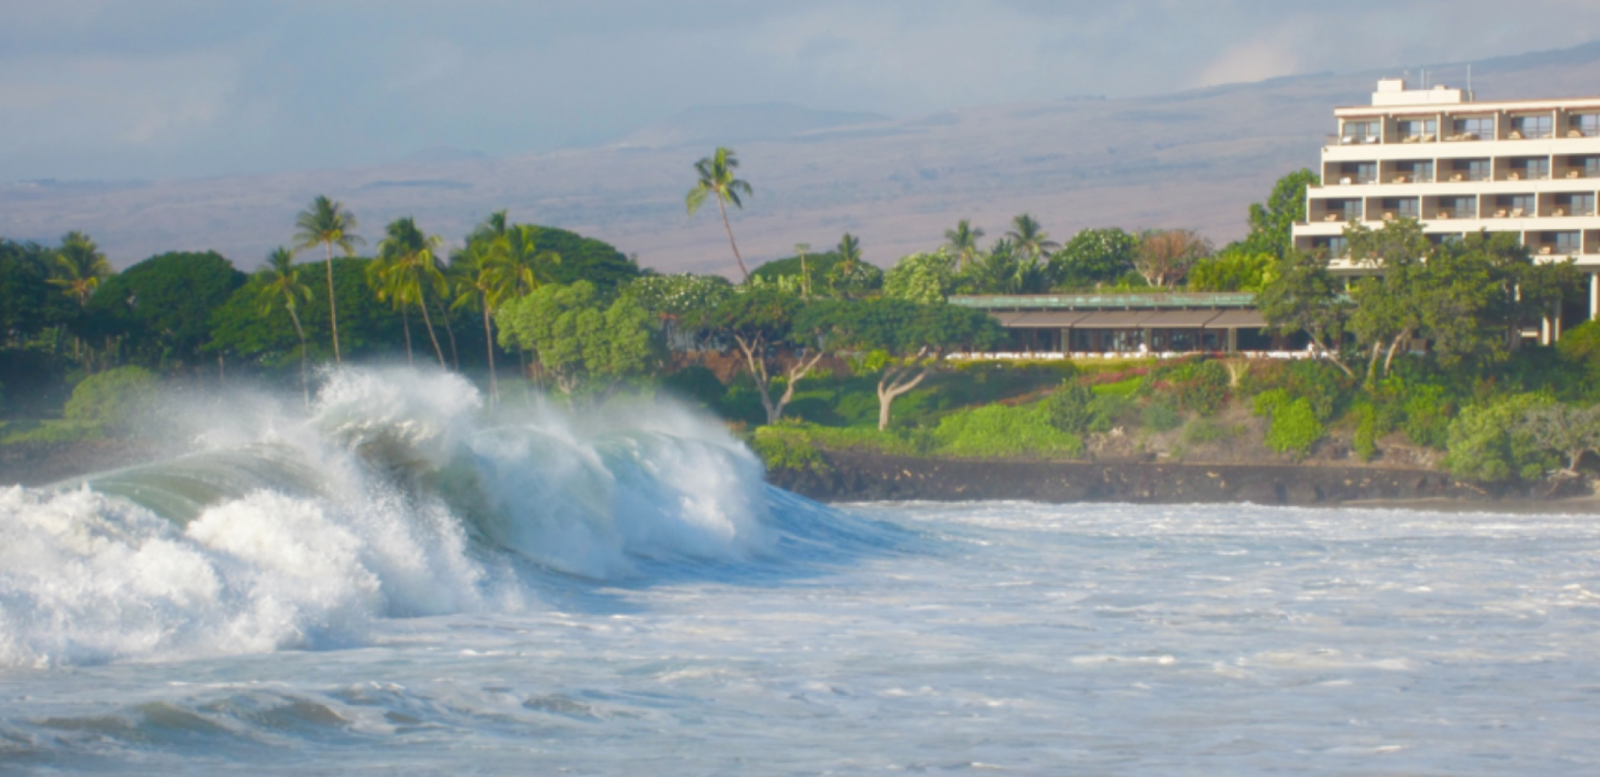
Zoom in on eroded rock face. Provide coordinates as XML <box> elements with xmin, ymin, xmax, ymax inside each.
<box><xmin>767</xmin><ymin>450</ymin><xmax>1573</xmax><ymax>507</ymax></box>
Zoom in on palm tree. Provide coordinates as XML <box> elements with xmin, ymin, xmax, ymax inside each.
<box><xmin>1007</xmin><ymin>214</ymin><xmax>1059</xmax><ymax>261</ymax></box>
<box><xmin>256</xmin><ymin>247</ymin><xmax>314</xmax><ymax>407</ymax></box>
<box><xmin>293</xmin><ymin>196</ymin><xmax>364</xmax><ymax>364</ymax></box>
<box><xmin>944</xmin><ymin>219</ymin><xmax>985</xmax><ymax>271</ymax></box>
<box><xmin>373</xmin><ymin>217</ymin><xmax>448</xmax><ymax>367</ymax></box>
<box><xmin>449</xmin><ymin>245</ymin><xmax>515</xmax><ymax>405</ymax></box>
<box><xmin>491</xmin><ymin>223</ymin><xmax>561</xmax><ymax>297</ymax></box>
<box><xmin>686</xmin><ymin>146</ymin><xmax>754</xmax><ymax>282</ymax></box>
<box><xmin>794</xmin><ymin>242</ymin><xmax>813</xmax><ymax>298</ymax></box>
<box><xmin>50</xmin><ymin>231</ymin><xmax>111</xmax><ymax>307</ymax></box>
<box><xmin>48</xmin><ymin>231</ymin><xmax>112</xmax><ymax>364</ymax></box>
<box><xmin>831</xmin><ymin>232</ymin><xmax>863</xmax><ymax>297</ymax></box>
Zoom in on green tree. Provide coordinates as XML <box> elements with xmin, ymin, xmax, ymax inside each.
<box><xmin>0</xmin><ymin>239</ymin><xmax>75</xmax><ymax>349</ymax></box>
<box><xmin>1187</xmin><ymin>249</ymin><xmax>1277</xmax><ymax>293</ymax></box>
<box><xmin>684</xmin><ymin>286</ymin><xmax>820</xmax><ymax>425</ymax></box>
<box><xmin>496</xmin><ymin>280</ymin><xmax>662</xmax><ymax>398</ymax></box>
<box><xmin>371</xmin><ymin>217</ymin><xmax>447</xmax><ymax>367</ymax></box>
<box><xmin>256</xmin><ymin>247</ymin><xmax>314</xmax><ymax>406</ymax></box>
<box><xmin>686</xmin><ymin>146</ymin><xmax>754</xmax><ymax>282</ymax></box>
<box><xmin>1241</xmin><ymin>168</ymin><xmax>1320</xmax><ymax>258</ymax></box>
<box><xmin>1444</xmin><ymin>393</ymin><xmax>1558</xmax><ymax>485</ymax></box>
<box><xmin>1006</xmin><ymin>214</ymin><xmax>1059</xmax><ymax>262</ymax></box>
<box><xmin>1519</xmin><ymin>403</ymin><xmax>1600</xmax><ymax>475</ymax></box>
<box><xmin>1256</xmin><ymin>249</ymin><xmax>1356</xmax><ymax>377</ymax></box>
<box><xmin>293</xmin><ymin>196</ymin><xmax>364</xmax><ymax>364</ymax></box>
<box><xmin>1048</xmin><ymin>227</ymin><xmax>1139</xmax><ymax>290</ymax></box>
<box><xmin>944</xmin><ymin>219</ymin><xmax>985</xmax><ymax>272</ymax></box>
<box><xmin>86</xmin><ymin>251</ymin><xmax>246</xmax><ymax>370</ymax></box>
<box><xmin>883</xmin><ymin>250</ymin><xmax>958</xmax><ymax>304</ymax></box>
<box><xmin>801</xmin><ymin>299</ymin><xmax>1002</xmax><ymax>430</ymax></box>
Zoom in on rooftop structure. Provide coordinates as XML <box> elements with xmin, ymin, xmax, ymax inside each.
<box><xmin>950</xmin><ymin>293</ymin><xmax>1272</xmax><ymax>355</ymax></box>
<box><xmin>1292</xmin><ymin>78</ymin><xmax>1600</xmax><ymax>319</ymax></box>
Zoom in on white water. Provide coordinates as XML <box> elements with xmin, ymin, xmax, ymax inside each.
<box><xmin>2</xmin><ymin>368</ymin><xmax>1599</xmax><ymax>773</ymax></box>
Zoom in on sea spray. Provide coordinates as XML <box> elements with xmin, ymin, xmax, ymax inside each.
<box><xmin>0</xmin><ymin>365</ymin><xmax>787</xmax><ymax>667</ymax></box>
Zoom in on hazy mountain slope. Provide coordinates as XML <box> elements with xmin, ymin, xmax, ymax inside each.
<box><xmin>2</xmin><ymin>42</ymin><xmax>1596</xmax><ymax>274</ymax></box>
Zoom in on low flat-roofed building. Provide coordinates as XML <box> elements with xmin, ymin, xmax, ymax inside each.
<box><xmin>950</xmin><ymin>293</ymin><xmax>1288</xmax><ymax>356</ymax></box>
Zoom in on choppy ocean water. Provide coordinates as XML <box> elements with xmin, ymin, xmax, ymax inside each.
<box><xmin>3</xmin><ymin>368</ymin><xmax>1598</xmax><ymax>774</ymax></box>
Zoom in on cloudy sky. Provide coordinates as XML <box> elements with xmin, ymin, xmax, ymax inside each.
<box><xmin>2</xmin><ymin>0</ymin><xmax>1597</xmax><ymax>182</ymax></box>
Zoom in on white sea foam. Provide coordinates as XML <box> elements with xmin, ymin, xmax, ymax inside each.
<box><xmin>0</xmin><ymin>366</ymin><xmax>780</xmax><ymax>666</ymax></box>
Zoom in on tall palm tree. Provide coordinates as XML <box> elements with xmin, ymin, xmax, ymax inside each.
<box><xmin>293</xmin><ymin>196</ymin><xmax>363</xmax><ymax>364</ymax></box>
<box><xmin>449</xmin><ymin>244</ymin><xmax>515</xmax><ymax>405</ymax></box>
<box><xmin>1007</xmin><ymin>214</ymin><xmax>1059</xmax><ymax>262</ymax></box>
<box><xmin>48</xmin><ymin>231</ymin><xmax>112</xmax><ymax>364</ymax></box>
<box><xmin>944</xmin><ymin>219</ymin><xmax>985</xmax><ymax>272</ymax></box>
<box><xmin>373</xmin><ymin>217</ymin><xmax>448</xmax><ymax>367</ymax></box>
<box><xmin>686</xmin><ymin>146</ymin><xmax>754</xmax><ymax>282</ymax></box>
<box><xmin>256</xmin><ymin>247</ymin><xmax>314</xmax><ymax>407</ymax></box>
<box><xmin>831</xmin><ymin>232</ymin><xmax>863</xmax><ymax>297</ymax></box>
<box><xmin>490</xmin><ymin>223</ymin><xmax>561</xmax><ymax>297</ymax></box>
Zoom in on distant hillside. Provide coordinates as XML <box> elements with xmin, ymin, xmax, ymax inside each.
<box><xmin>2</xmin><ymin>40</ymin><xmax>1597</xmax><ymax>274</ymax></box>
<box><xmin>618</xmin><ymin>103</ymin><xmax>892</xmax><ymax>149</ymax></box>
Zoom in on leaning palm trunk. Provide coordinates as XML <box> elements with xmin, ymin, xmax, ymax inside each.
<box><xmin>481</xmin><ymin>299</ymin><xmax>499</xmax><ymax>405</ymax></box>
<box><xmin>400</xmin><ymin>306</ymin><xmax>414</xmax><ymax>366</ymax></box>
<box><xmin>324</xmin><ymin>242</ymin><xmax>341</xmax><ymax>364</ymax></box>
<box><xmin>435</xmin><ymin>298</ymin><xmax>460</xmax><ymax>370</ymax></box>
<box><xmin>417</xmin><ymin>298</ymin><xmax>447</xmax><ymax>368</ymax></box>
<box><xmin>717</xmin><ymin>197</ymin><xmax>750</xmax><ymax>282</ymax></box>
<box><xmin>288</xmin><ymin>306</ymin><xmax>310</xmax><ymax>409</ymax></box>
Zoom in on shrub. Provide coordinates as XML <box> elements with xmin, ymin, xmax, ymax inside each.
<box><xmin>1443</xmin><ymin>393</ymin><xmax>1559</xmax><ymax>485</ymax></box>
<box><xmin>1141</xmin><ymin>402</ymin><xmax>1182</xmax><ymax>432</ymax></box>
<box><xmin>1263</xmin><ymin>398</ymin><xmax>1322</xmax><ymax>460</ymax></box>
<box><xmin>1047</xmin><ymin>382</ymin><xmax>1096</xmax><ymax>434</ymax></box>
<box><xmin>1255</xmin><ymin>389</ymin><xmax>1321</xmax><ymax>459</ymax></box>
<box><xmin>1399</xmin><ymin>384</ymin><xmax>1453</xmax><ymax>450</ymax></box>
<box><xmin>1172</xmin><ymin>360</ymin><xmax>1230</xmax><ymax>417</ymax></box>
<box><xmin>62</xmin><ymin>366</ymin><xmax>158</xmax><ymax>431</ymax></box>
<box><xmin>1353</xmin><ymin>404</ymin><xmax>1378</xmax><ymax>462</ymax></box>
<box><xmin>932</xmin><ymin>403</ymin><xmax>1084</xmax><ymax>458</ymax></box>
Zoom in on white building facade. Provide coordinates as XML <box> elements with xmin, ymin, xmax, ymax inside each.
<box><xmin>1293</xmin><ymin>78</ymin><xmax>1600</xmax><ymax>319</ymax></box>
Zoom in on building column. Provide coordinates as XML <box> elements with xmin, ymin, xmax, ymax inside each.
<box><xmin>1590</xmin><ymin>271</ymin><xmax>1598</xmax><ymax>320</ymax></box>
<box><xmin>1227</xmin><ymin>328</ymin><xmax>1238</xmax><ymax>353</ymax></box>
<box><xmin>1541</xmin><ymin>315</ymin><xmax>1552</xmax><ymax>346</ymax></box>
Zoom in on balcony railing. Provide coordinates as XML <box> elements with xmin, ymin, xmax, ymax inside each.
<box><xmin>1565</xmin><ymin>126</ymin><xmax>1600</xmax><ymax>138</ymax></box>
<box><xmin>1507</xmin><ymin>128</ymin><xmax>1554</xmax><ymax>140</ymax></box>
<box><xmin>1502</xmin><ymin>169</ymin><xmax>1550</xmax><ymax>181</ymax></box>
<box><xmin>1431</xmin><ymin>209</ymin><xmax>1476</xmax><ymax>220</ymax></box>
<box><xmin>1444</xmin><ymin>170</ymin><xmax>1491</xmax><ymax>182</ymax></box>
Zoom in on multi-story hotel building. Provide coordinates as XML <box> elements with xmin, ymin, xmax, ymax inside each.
<box><xmin>1293</xmin><ymin>78</ymin><xmax>1600</xmax><ymax>319</ymax></box>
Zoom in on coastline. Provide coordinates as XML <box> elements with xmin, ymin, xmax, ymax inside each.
<box><xmin>8</xmin><ymin>437</ymin><xmax>1598</xmax><ymax>515</ymax></box>
<box><xmin>766</xmin><ymin>449</ymin><xmax>1600</xmax><ymax>514</ymax></box>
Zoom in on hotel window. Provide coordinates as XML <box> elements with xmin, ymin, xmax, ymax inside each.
<box><xmin>1584</xmin><ymin>156</ymin><xmax>1600</xmax><ymax>177</ymax></box>
<box><xmin>1510</xmin><ymin>157</ymin><xmax>1550</xmax><ymax>180</ymax></box>
<box><xmin>1574</xmin><ymin>114</ymin><xmax>1600</xmax><ymax>138</ymax></box>
<box><xmin>1554</xmin><ymin>232</ymin><xmax>1582</xmax><ymax>254</ymax></box>
<box><xmin>1563</xmin><ymin>193</ymin><xmax>1596</xmax><ymax>216</ymax></box>
<box><xmin>1452</xmin><ymin>116</ymin><xmax>1493</xmax><ymax>139</ymax></box>
<box><xmin>1510</xmin><ymin>114</ymin><xmax>1553</xmax><ymax>139</ymax></box>
<box><xmin>1340</xmin><ymin>162</ymin><xmax>1377</xmax><ymax>184</ymax></box>
<box><xmin>1398</xmin><ymin>160</ymin><xmax>1433</xmax><ymax>182</ymax></box>
<box><xmin>1383</xmin><ymin>198</ymin><xmax>1419</xmax><ymax>218</ymax></box>
<box><xmin>1498</xmin><ymin>194</ymin><xmax>1535</xmax><ymax>216</ymax></box>
<box><xmin>1397</xmin><ymin>118</ymin><xmax>1436</xmax><ymax>140</ymax></box>
<box><xmin>1453</xmin><ymin>159</ymin><xmax>1491</xmax><ymax>181</ymax></box>
<box><xmin>1342</xmin><ymin>120</ymin><xmax>1379</xmax><ymax>144</ymax></box>
<box><xmin>1449</xmin><ymin>197</ymin><xmax>1477</xmax><ymax>217</ymax></box>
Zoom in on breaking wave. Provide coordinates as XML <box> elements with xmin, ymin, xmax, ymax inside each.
<box><xmin>0</xmin><ymin>367</ymin><xmax>885</xmax><ymax>667</ymax></box>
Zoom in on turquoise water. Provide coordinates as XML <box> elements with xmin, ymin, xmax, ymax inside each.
<box><xmin>2</xmin><ymin>368</ymin><xmax>1598</xmax><ymax>774</ymax></box>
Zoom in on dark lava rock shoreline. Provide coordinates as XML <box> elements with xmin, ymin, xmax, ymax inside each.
<box><xmin>766</xmin><ymin>449</ymin><xmax>1591</xmax><ymax>508</ymax></box>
